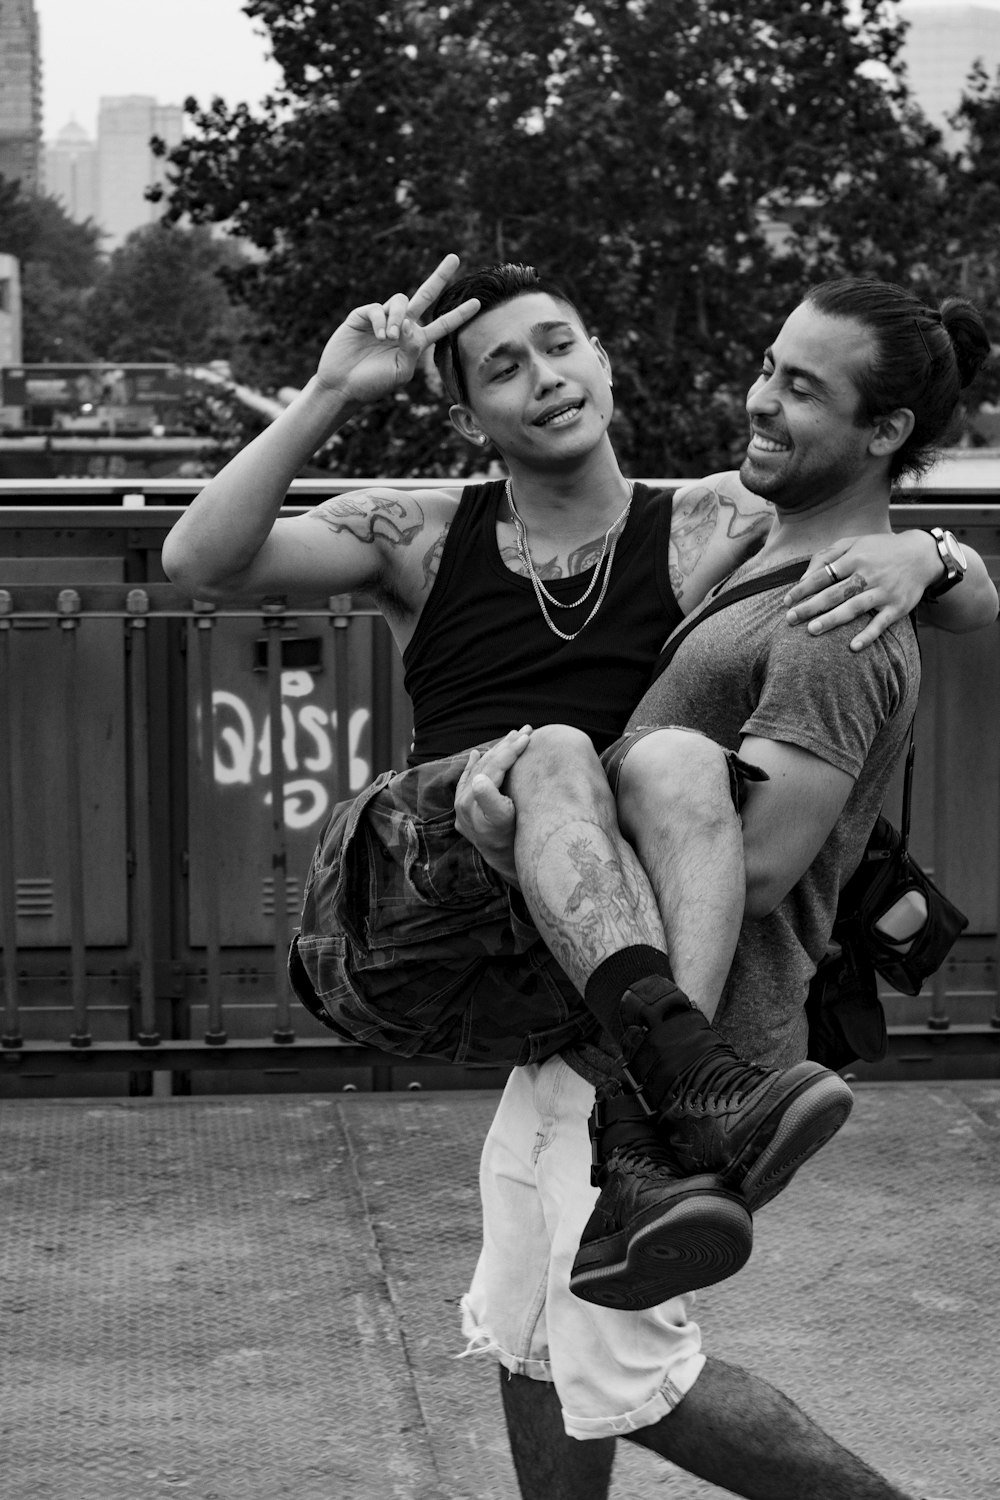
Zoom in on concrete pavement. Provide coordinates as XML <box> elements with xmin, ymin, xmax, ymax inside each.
<box><xmin>1</xmin><ymin>1082</ymin><xmax>998</xmax><ymax>1499</ymax></box>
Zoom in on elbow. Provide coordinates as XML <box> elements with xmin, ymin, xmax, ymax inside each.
<box><xmin>159</xmin><ymin>535</ymin><xmax>187</xmax><ymax>587</ymax></box>
<box><xmin>161</xmin><ymin>534</ymin><xmax>239</xmax><ymax>602</ymax></box>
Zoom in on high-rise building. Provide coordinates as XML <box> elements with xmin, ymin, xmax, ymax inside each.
<box><xmin>44</xmin><ymin>119</ymin><xmax>99</xmax><ymax>224</ymax></box>
<box><xmin>95</xmin><ymin>96</ymin><xmax>184</xmax><ymax>251</ymax></box>
<box><xmin>900</xmin><ymin>4</ymin><xmax>1000</xmax><ymax>146</ymax></box>
<box><xmin>0</xmin><ymin>251</ymin><xmax>22</xmax><ymax>362</ymax></box>
<box><xmin>0</xmin><ymin>0</ymin><xmax>42</xmax><ymax>190</ymax></box>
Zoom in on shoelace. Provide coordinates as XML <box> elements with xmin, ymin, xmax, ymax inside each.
<box><xmin>660</xmin><ymin>1051</ymin><xmax>769</xmax><ymax>1111</ymax></box>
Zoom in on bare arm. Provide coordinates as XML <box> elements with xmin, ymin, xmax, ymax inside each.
<box><xmin>738</xmin><ymin>737</ymin><xmax>855</xmax><ymax>919</ymax></box>
<box><xmin>161</xmin><ymin>253</ymin><xmax>479</xmax><ymax>603</ymax></box>
<box><xmin>668</xmin><ymin>472</ymin><xmax>772</xmax><ymax>615</ymax></box>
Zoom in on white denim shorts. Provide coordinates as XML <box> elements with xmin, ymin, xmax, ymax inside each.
<box><xmin>459</xmin><ymin>1055</ymin><xmax>706</xmax><ymax>1440</ymax></box>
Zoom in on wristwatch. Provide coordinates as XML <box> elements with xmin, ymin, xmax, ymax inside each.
<box><xmin>922</xmin><ymin>526</ymin><xmax>967</xmax><ymax>601</ymax></box>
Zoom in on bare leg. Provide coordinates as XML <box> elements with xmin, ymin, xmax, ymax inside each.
<box><xmin>506</xmin><ymin>724</ymin><xmax>667</xmax><ymax>998</ymax></box>
<box><xmin>506</xmin><ymin>723</ymin><xmax>744</xmax><ymax>1019</ymax></box>
<box><xmin>625</xmin><ymin>1356</ymin><xmax>918</xmax><ymax>1500</ymax></box>
<box><xmin>615</xmin><ymin>728</ymin><xmax>746</xmax><ymax>1020</ymax></box>
<box><xmin>499</xmin><ymin>1369</ymin><xmax>615</xmax><ymax>1500</ymax></box>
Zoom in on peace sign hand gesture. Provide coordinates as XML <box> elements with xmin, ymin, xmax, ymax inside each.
<box><xmin>315</xmin><ymin>253</ymin><xmax>480</xmax><ymax>407</ymax></box>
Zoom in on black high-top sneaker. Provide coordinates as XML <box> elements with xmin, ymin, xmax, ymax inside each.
<box><xmin>570</xmin><ymin>1091</ymin><xmax>754</xmax><ymax>1310</ymax></box>
<box><xmin>615</xmin><ymin>976</ymin><xmax>854</xmax><ymax>1213</ymax></box>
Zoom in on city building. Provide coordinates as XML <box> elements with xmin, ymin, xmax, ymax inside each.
<box><xmin>43</xmin><ymin>119</ymin><xmax>98</xmax><ymax>224</ymax></box>
<box><xmin>95</xmin><ymin>96</ymin><xmax>184</xmax><ymax>251</ymax></box>
<box><xmin>900</xmin><ymin>3</ymin><xmax>1000</xmax><ymax>145</ymax></box>
<box><xmin>44</xmin><ymin>98</ymin><xmax>183</xmax><ymax>248</ymax></box>
<box><xmin>0</xmin><ymin>0</ymin><xmax>41</xmax><ymax>191</ymax></box>
<box><xmin>0</xmin><ymin>251</ymin><xmax>23</xmax><ymax>429</ymax></box>
<box><xmin>0</xmin><ymin>251</ymin><xmax>22</xmax><ymax>364</ymax></box>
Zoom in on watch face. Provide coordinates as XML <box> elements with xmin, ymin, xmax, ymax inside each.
<box><xmin>944</xmin><ymin>532</ymin><xmax>967</xmax><ymax>571</ymax></box>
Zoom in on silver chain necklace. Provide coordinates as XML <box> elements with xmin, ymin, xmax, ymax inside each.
<box><xmin>505</xmin><ymin>478</ymin><xmax>634</xmax><ymax>642</ymax></box>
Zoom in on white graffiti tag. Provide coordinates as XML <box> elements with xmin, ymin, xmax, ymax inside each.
<box><xmin>208</xmin><ymin>671</ymin><xmax>372</xmax><ymax>829</ymax></box>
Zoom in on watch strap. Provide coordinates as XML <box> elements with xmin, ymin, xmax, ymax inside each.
<box><xmin>922</xmin><ymin>526</ymin><xmax>965</xmax><ymax>602</ymax></box>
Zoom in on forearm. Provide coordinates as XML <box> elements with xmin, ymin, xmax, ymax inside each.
<box><xmin>917</xmin><ymin>535</ymin><xmax>999</xmax><ymax>631</ymax></box>
<box><xmin>162</xmin><ymin>376</ymin><xmax>360</xmax><ymax>594</ymax></box>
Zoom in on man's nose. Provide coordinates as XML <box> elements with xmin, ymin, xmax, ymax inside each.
<box><xmin>531</xmin><ymin>355</ymin><xmax>564</xmax><ymax>393</ymax></box>
<box><xmin>746</xmin><ymin>375</ymin><xmax>779</xmax><ymax>418</ymax></box>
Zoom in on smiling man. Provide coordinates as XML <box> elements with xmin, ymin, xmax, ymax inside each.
<box><xmin>452</xmin><ymin>275</ymin><xmax>994</xmax><ymax>1500</ymax></box>
<box><xmin>162</xmin><ymin>257</ymin><xmax>992</xmax><ymax>1500</ymax></box>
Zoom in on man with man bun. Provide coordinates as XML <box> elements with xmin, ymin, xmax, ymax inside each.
<box><xmin>455</xmin><ymin>276</ymin><xmax>994</xmax><ymax>1500</ymax></box>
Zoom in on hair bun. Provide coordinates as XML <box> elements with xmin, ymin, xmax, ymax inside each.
<box><xmin>941</xmin><ymin>298</ymin><xmax>992</xmax><ymax>389</ymax></box>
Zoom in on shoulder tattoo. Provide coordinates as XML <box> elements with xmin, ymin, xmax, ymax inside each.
<box><xmin>669</xmin><ymin>485</ymin><xmax>720</xmax><ymax>591</ymax></box>
<box><xmin>721</xmin><ymin>491</ymin><xmax>771</xmax><ymax>542</ymax></box>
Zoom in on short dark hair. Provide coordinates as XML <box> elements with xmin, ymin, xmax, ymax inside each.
<box><xmin>431</xmin><ymin>262</ymin><xmax>586</xmax><ymax>404</ymax></box>
<box><xmin>804</xmin><ymin>278</ymin><xmax>991</xmax><ymax>482</ymax></box>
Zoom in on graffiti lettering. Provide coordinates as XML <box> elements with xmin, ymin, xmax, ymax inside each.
<box><xmin>205</xmin><ymin>672</ymin><xmax>372</xmax><ymax>828</ymax></box>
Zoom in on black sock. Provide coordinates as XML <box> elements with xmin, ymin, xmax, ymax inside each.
<box><xmin>584</xmin><ymin>945</ymin><xmax>676</xmax><ymax>1040</ymax></box>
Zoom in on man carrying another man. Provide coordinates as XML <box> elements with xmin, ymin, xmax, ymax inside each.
<box><xmin>162</xmin><ymin>255</ymin><xmax>996</xmax><ymax>1499</ymax></box>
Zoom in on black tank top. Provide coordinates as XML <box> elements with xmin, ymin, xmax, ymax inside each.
<box><xmin>403</xmin><ymin>480</ymin><xmax>681</xmax><ymax>764</ymax></box>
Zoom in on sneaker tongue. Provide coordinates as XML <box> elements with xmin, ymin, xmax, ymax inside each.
<box><xmin>668</xmin><ymin>1052</ymin><xmax>767</xmax><ymax>1109</ymax></box>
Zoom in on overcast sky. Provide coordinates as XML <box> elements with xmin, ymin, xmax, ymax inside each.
<box><xmin>36</xmin><ymin>0</ymin><xmax>281</xmax><ymax>140</ymax></box>
<box><xmin>35</xmin><ymin>0</ymin><xmax>1000</xmax><ymax>142</ymax></box>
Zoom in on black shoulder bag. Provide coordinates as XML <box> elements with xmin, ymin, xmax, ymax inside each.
<box><xmin>652</xmin><ymin>565</ymin><xmax>968</xmax><ymax>1072</ymax></box>
<box><xmin>806</xmin><ymin>723</ymin><xmax>968</xmax><ymax>1070</ymax></box>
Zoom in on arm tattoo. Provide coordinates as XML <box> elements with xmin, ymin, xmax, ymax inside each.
<box><xmin>669</xmin><ymin>487</ymin><xmax>719</xmax><ymax>594</ymax></box>
<box><xmin>421</xmin><ymin>522</ymin><xmax>451</xmax><ymax>589</ymax></box>
<box><xmin>315</xmin><ymin>494</ymin><xmax>425</xmax><ymax>549</ymax></box>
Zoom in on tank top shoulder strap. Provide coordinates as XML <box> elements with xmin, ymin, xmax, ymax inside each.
<box><xmin>404</xmin><ymin>479</ymin><xmax>505</xmax><ymax>667</ymax></box>
<box><xmin>632</xmin><ymin>481</ymin><xmax>682</xmax><ymax>630</ymax></box>
<box><xmin>431</xmin><ymin>479</ymin><xmax>501</xmax><ymax>593</ymax></box>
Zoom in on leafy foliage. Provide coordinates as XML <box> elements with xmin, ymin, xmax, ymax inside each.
<box><xmin>84</xmin><ymin>223</ymin><xmax>255</xmax><ymax>368</ymax></box>
<box><xmin>131</xmin><ymin>2</ymin><xmax>1000</xmax><ymax>473</ymax></box>
<box><xmin>0</xmin><ymin>176</ymin><xmax>103</xmax><ymax>360</ymax></box>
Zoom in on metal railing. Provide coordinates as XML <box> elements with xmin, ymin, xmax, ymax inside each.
<box><xmin>1</xmin><ymin>491</ymin><xmax>999</xmax><ymax>1093</ymax></box>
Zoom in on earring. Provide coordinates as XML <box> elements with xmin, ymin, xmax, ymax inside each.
<box><xmin>472</xmin><ymin>433</ymin><xmax>488</xmax><ymax>446</ymax></box>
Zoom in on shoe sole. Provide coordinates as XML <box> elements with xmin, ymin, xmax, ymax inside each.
<box><xmin>569</xmin><ymin>1176</ymin><xmax>753</xmax><ymax>1311</ymax></box>
<box><xmin>732</xmin><ymin>1067</ymin><xmax>854</xmax><ymax>1213</ymax></box>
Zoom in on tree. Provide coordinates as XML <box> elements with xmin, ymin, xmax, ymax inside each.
<box><xmin>151</xmin><ymin>0</ymin><xmax>969</xmax><ymax>477</ymax></box>
<box><xmin>935</xmin><ymin>61</ymin><xmax>1000</xmax><ymax>413</ymax></box>
<box><xmin>84</xmin><ymin>222</ymin><xmax>255</xmax><ymax>368</ymax></box>
<box><xmin>0</xmin><ymin>176</ymin><xmax>103</xmax><ymax>360</ymax></box>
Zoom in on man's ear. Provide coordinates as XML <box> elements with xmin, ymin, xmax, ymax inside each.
<box><xmin>870</xmin><ymin>407</ymin><xmax>915</xmax><ymax>458</ymax></box>
<box><xmin>449</xmin><ymin>404</ymin><xmax>490</xmax><ymax>448</ymax></box>
<box><xmin>591</xmin><ymin>335</ymin><xmax>613</xmax><ymax>387</ymax></box>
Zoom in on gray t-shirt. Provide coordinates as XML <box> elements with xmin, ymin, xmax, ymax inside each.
<box><xmin>627</xmin><ymin>555</ymin><xmax>921</xmax><ymax>1068</ymax></box>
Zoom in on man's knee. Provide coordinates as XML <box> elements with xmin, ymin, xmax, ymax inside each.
<box><xmin>616</xmin><ymin>728</ymin><xmax>735</xmax><ymax>840</ymax></box>
<box><xmin>508</xmin><ymin>724</ymin><xmax>608</xmax><ymax>806</ymax></box>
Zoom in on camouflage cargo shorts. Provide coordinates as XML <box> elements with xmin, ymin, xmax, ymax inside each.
<box><xmin>289</xmin><ymin>749</ymin><xmax>598</xmax><ymax>1067</ymax></box>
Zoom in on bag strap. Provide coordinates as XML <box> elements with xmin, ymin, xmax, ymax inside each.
<box><xmin>648</xmin><ymin>560</ymin><xmax>806</xmax><ymax>687</ymax></box>
<box><xmin>898</xmin><ymin>725</ymin><xmax>916</xmax><ymax>856</ymax></box>
<box><xmin>894</xmin><ymin>602</ymin><xmax>925</xmax><ymax>855</ymax></box>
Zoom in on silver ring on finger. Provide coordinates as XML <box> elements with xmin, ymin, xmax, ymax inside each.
<box><xmin>824</xmin><ymin>562</ymin><xmax>840</xmax><ymax>585</ymax></box>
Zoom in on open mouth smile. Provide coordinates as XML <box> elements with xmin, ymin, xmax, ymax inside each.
<box><xmin>535</xmin><ymin>401</ymin><xmax>584</xmax><ymax>428</ymax></box>
<box><xmin>749</xmin><ymin>432</ymin><xmax>790</xmax><ymax>454</ymax></box>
